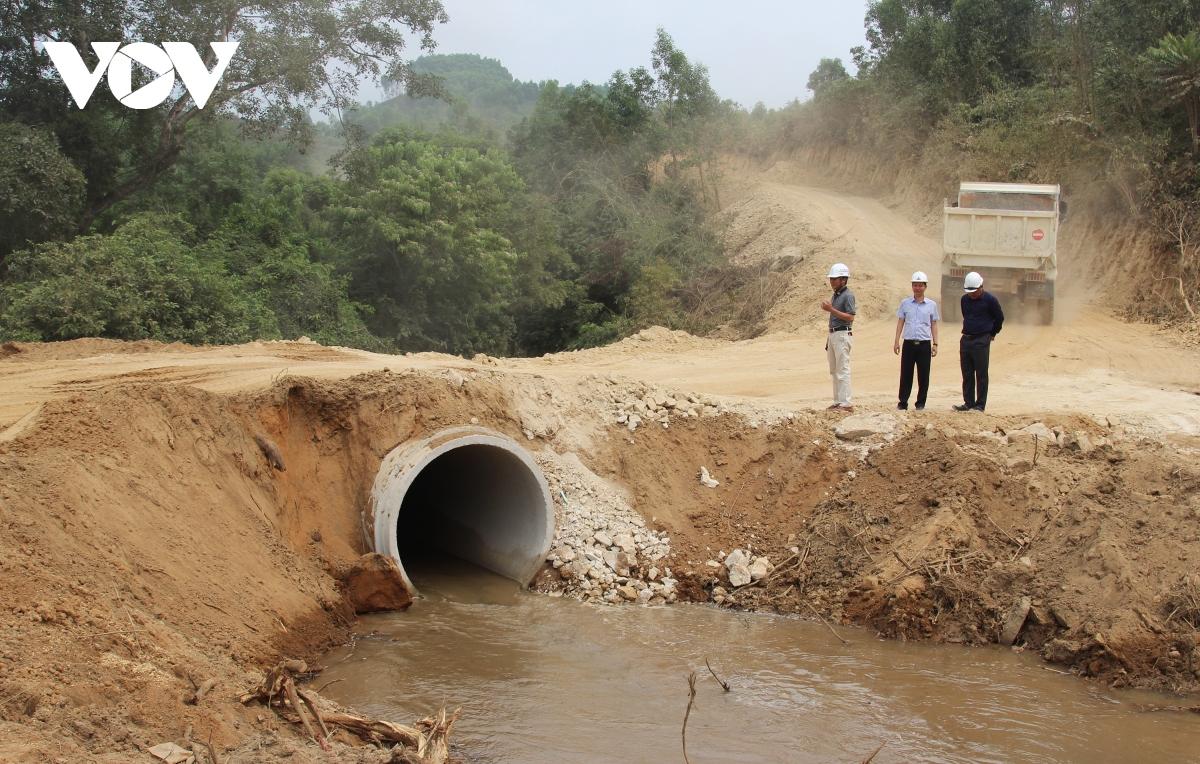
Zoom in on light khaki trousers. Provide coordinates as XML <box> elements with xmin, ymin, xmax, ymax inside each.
<box><xmin>826</xmin><ymin>330</ymin><xmax>853</xmax><ymax>406</ymax></box>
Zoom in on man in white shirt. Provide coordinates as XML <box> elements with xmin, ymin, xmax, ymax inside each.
<box><xmin>892</xmin><ymin>271</ymin><xmax>939</xmax><ymax>410</ymax></box>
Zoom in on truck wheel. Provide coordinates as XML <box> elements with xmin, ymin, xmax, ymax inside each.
<box><xmin>941</xmin><ymin>292</ymin><xmax>959</xmax><ymax>322</ymax></box>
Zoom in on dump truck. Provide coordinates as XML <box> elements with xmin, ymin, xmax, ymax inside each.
<box><xmin>940</xmin><ymin>182</ymin><xmax>1063</xmax><ymax>325</ymax></box>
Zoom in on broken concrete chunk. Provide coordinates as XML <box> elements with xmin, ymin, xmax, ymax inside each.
<box><xmin>149</xmin><ymin>742</ymin><xmax>195</xmax><ymax>764</ymax></box>
<box><xmin>749</xmin><ymin>557</ymin><xmax>772</xmax><ymax>582</ymax></box>
<box><xmin>835</xmin><ymin>413</ymin><xmax>897</xmax><ymax>441</ymax></box>
<box><xmin>699</xmin><ymin>466</ymin><xmax>720</xmax><ymax>488</ymax></box>
<box><xmin>999</xmin><ymin>595</ymin><xmax>1033</xmax><ymax>646</ymax></box>
<box><xmin>728</xmin><ymin>563</ymin><xmax>752</xmax><ymax>588</ymax></box>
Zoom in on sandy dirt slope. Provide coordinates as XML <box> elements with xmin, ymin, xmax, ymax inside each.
<box><xmin>523</xmin><ymin>179</ymin><xmax>1200</xmax><ymax>438</ymax></box>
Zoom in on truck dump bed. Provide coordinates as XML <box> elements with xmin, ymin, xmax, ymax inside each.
<box><xmin>943</xmin><ymin>182</ymin><xmax>1059</xmax><ymax>271</ymax></box>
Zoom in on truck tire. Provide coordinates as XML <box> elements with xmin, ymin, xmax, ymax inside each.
<box><xmin>941</xmin><ymin>290</ymin><xmax>960</xmax><ymax>323</ymax></box>
<box><xmin>1037</xmin><ymin>300</ymin><xmax>1053</xmax><ymax>325</ymax></box>
<box><xmin>1040</xmin><ymin>282</ymin><xmax>1055</xmax><ymax>325</ymax></box>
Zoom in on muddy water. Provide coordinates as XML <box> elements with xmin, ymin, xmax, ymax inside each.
<box><xmin>320</xmin><ymin>563</ymin><xmax>1199</xmax><ymax>763</ymax></box>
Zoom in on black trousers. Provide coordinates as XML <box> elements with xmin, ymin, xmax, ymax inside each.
<box><xmin>959</xmin><ymin>334</ymin><xmax>992</xmax><ymax>409</ymax></box>
<box><xmin>898</xmin><ymin>340</ymin><xmax>932</xmax><ymax>407</ymax></box>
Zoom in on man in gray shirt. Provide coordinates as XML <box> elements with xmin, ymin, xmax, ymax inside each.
<box><xmin>821</xmin><ymin>263</ymin><xmax>856</xmax><ymax>411</ymax></box>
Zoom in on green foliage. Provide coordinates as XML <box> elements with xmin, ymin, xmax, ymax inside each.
<box><xmin>1147</xmin><ymin>31</ymin><xmax>1200</xmax><ymax>151</ymax></box>
<box><xmin>0</xmin><ymin>215</ymin><xmax>271</xmax><ymax>343</ymax></box>
<box><xmin>0</xmin><ymin>161</ymin><xmax>377</xmax><ymax>347</ymax></box>
<box><xmin>749</xmin><ymin>1</ymin><xmax>1200</xmax><ymax>321</ymax></box>
<box><xmin>860</xmin><ymin>0</ymin><xmax>1038</xmax><ymax>107</ymax></box>
<box><xmin>508</xmin><ymin>35</ymin><xmax>725</xmax><ymax>349</ymax></box>
<box><xmin>206</xmin><ymin>169</ymin><xmax>381</xmax><ymax>349</ymax></box>
<box><xmin>0</xmin><ymin>27</ymin><xmax>730</xmax><ymax>353</ymax></box>
<box><xmin>107</xmin><ymin>120</ymin><xmax>305</xmax><ymax>237</ymax></box>
<box><xmin>0</xmin><ymin>122</ymin><xmax>85</xmax><ymax>260</ymax></box>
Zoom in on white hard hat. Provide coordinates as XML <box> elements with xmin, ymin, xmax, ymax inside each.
<box><xmin>827</xmin><ymin>263</ymin><xmax>850</xmax><ymax>278</ymax></box>
<box><xmin>963</xmin><ymin>271</ymin><xmax>984</xmax><ymax>291</ymax></box>
<box><xmin>910</xmin><ymin>271</ymin><xmax>928</xmax><ymax>283</ymax></box>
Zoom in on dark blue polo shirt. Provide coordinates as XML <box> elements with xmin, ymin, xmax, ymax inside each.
<box><xmin>960</xmin><ymin>291</ymin><xmax>1004</xmax><ymax>336</ymax></box>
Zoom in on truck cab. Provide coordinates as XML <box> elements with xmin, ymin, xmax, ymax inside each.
<box><xmin>941</xmin><ymin>182</ymin><xmax>1062</xmax><ymax>325</ymax></box>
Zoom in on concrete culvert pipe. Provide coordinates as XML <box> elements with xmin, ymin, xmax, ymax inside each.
<box><xmin>368</xmin><ymin>427</ymin><xmax>554</xmax><ymax>593</ymax></box>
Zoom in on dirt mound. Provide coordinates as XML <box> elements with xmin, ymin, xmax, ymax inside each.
<box><xmin>534</xmin><ymin>325</ymin><xmax>724</xmax><ymax>365</ymax></box>
<box><xmin>0</xmin><ymin>338</ymin><xmax>200</xmax><ymax>362</ymax></box>
<box><xmin>638</xmin><ymin>414</ymin><xmax>1200</xmax><ymax>693</ymax></box>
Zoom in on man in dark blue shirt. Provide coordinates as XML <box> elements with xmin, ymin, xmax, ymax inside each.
<box><xmin>954</xmin><ymin>271</ymin><xmax>1004</xmax><ymax>412</ymax></box>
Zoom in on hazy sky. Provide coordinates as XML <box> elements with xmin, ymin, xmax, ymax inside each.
<box><xmin>392</xmin><ymin>1</ymin><xmax>869</xmax><ymax>109</ymax></box>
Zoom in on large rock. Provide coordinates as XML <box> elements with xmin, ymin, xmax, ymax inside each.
<box><xmin>341</xmin><ymin>553</ymin><xmax>414</xmax><ymax>613</ymax></box>
<box><xmin>724</xmin><ymin>548</ymin><xmax>750</xmax><ymax>570</ymax></box>
<box><xmin>749</xmin><ymin>557</ymin><xmax>772</xmax><ymax>582</ymax></box>
<box><xmin>835</xmin><ymin>413</ymin><xmax>897</xmax><ymax>441</ymax></box>
<box><xmin>728</xmin><ymin>563</ymin><xmax>752</xmax><ymax>588</ymax></box>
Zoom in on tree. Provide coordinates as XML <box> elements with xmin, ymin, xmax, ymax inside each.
<box><xmin>0</xmin><ymin>122</ymin><xmax>85</xmax><ymax>260</ymax></box>
<box><xmin>1147</xmin><ymin>31</ymin><xmax>1200</xmax><ymax>153</ymax></box>
<box><xmin>650</xmin><ymin>27</ymin><xmax>718</xmax><ymax>169</ymax></box>
<box><xmin>859</xmin><ymin>0</ymin><xmax>1038</xmax><ymax>105</ymax></box>
<box><xmin>330</xmin><ymin>128</ymin><xmax>532</xmax><ymax>355</ymax></box>
<box><xmin>807</xmin><ymin>58</ymin><xmax>850</xmax><ymax>97</ymax></box>
<box><xmin>0</xmin><ymin>0</ymin><xmax>449</xmax><ymax>228</ymax></box>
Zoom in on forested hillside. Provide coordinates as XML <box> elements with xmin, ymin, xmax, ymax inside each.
<box><xmin>350</xmin><ymin>54</ymin><xmax>543</xmax><ymax>138</ymax></box>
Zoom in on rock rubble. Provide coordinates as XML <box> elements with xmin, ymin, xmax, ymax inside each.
<box><xmin>608</xmin><ymin>382</ymin><xmax>725</xmax><ymax>431</ymax></box>
<box><xmin>535</xmin><ymin>451</ymin><xmax>678</xmax><ymax>605</ymax></box>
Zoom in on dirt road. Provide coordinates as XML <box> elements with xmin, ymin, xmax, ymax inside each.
<box><xmin>524</xmin><ymin>180</ymin><xmax>1200</xmax><ymax>438</ymax></box>
<box><xmin>6</xmin><ymin>177</ymin><xmax>1196</xmax><ymax>442</ymax></box>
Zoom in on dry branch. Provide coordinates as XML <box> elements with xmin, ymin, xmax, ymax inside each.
<box><xmin>860</xmin><ymin>741</ymin><xmax>887</xmax><ymax>763</ymax></box>
<box><xmin>704</xmin><ymin>658</ymin><xmax>730</xmax><ymax>692</ymax></box>
<box><xmin>682</xmin><ymin>671</ymin><xmax>697</xmax><ymax>764</ymax></box>
<box><xmin>804</xmin><ymin>601</ymin><xmax>849</xmax><ymax>645</ymax></box>
<box><xmin>241</xmin><ymin>661</ymin><xmax>458</xmax><ymax>761</ymax></box>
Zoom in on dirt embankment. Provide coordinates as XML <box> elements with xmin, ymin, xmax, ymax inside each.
<box><xmin>548</xmin><ymin>407</ymin><xmax>1200</xmax><ymax>694</ymax></box>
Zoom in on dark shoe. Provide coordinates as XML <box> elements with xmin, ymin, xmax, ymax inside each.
<box><xmin>897</xmin><ymin>402</ymin><xmax>908</xmax><ymax>410</ymax></box>
<box><xmin>953</xmin><ymin>404</ymin><xmax>973</xmax><ymax>412</ymax></box>
<box><xmin>972</xmin><ymin>405</ymin><xmax>986</xmax><ymax>412</ymax></box>
<box><xmin>914</xmin><ymin>403</ymin><xmax>925</xmax><ymax>411</ymax></box>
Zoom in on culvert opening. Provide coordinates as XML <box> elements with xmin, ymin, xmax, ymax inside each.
<box><xmin>370</xmin><ymin>428</ymin><xmax>554</xmax><ymax>595</ymax></box>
